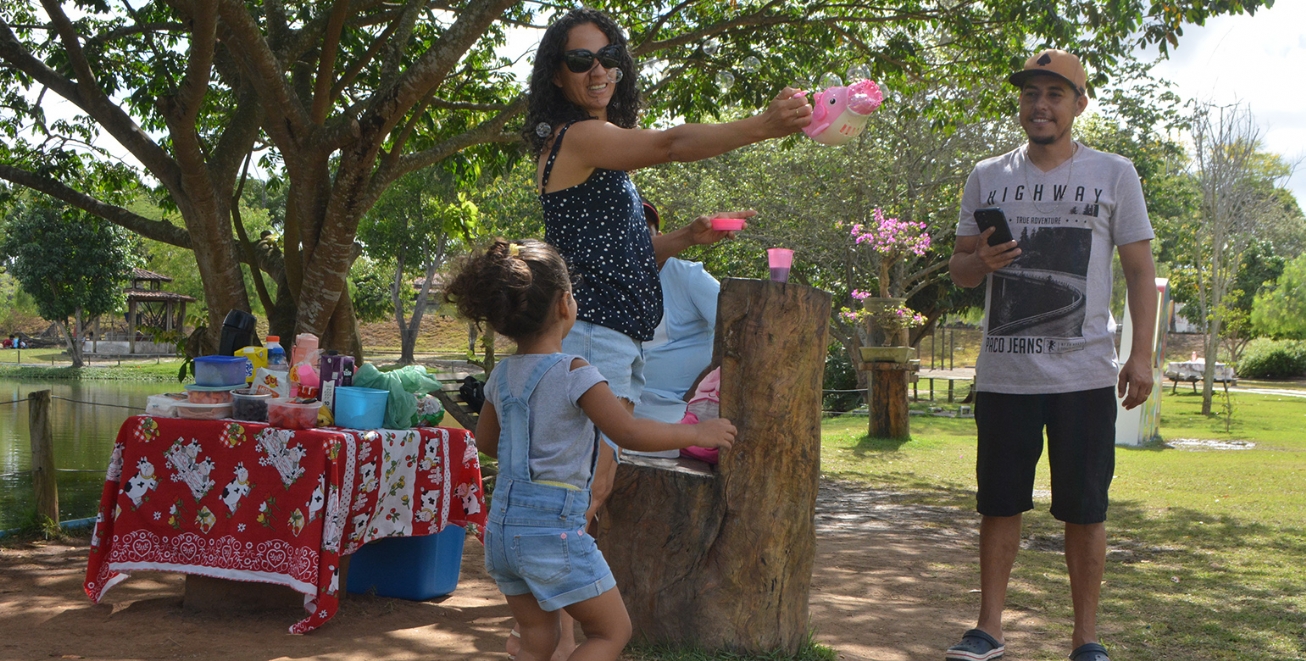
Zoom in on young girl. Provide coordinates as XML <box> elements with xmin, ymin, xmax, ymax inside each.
<box><xmin>444</xmin><ymin>239</ymin><xmax>736</xmax><ymax>661</ymax></box>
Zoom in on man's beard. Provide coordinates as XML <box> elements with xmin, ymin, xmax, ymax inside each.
<box><xmin>1028</xmin><ymin>133</ymin><xmax>1057</xmax><ymax>145</ymax></box>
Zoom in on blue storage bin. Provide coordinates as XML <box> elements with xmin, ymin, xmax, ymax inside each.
<box><xmin>346</xmin><ymin>524</ymin><xmax>465</xmax><ymax>600</ymax></box>
<box><xmin>334</xmin><ymin>386</ymin><xmax>388</xmax><ymax>429</ymax></box>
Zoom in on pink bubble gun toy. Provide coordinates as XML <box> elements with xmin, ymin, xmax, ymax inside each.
<box><xmin>800</xmin><ymin>79</ymin><xmax>884</xmax><ymax>146</ymax></box>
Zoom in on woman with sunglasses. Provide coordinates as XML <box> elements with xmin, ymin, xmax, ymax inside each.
<box><xmin>501</xmin><ymin>8</ymin><xmax>811</xmax><ymax>661</ymax></box>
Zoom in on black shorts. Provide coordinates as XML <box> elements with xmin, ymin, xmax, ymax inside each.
<box><xmin>974</xmin><ymin>387</ymin><xmax>1117</xmax><ymax>524</ymax></box>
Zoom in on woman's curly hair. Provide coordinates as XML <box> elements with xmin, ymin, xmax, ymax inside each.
<box><xmin>444</xmin><ymin>239</ymin><xmax>572</xmax><ymax>340</ymax></box>
<box><xmin>522</xmin><ymin>7</ymin><xmax>642</xmax><ymax>157</ymax></box>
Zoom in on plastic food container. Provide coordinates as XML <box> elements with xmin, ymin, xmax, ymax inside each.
<box><xmin>184</xmin><ymin>383</ymin><xmax>241</xmax><ymax>404</ymax></box>
<box><xmin>176</xmin><ymin>401</ymin><xmax>234</xmax><ymax>420</ymax></box>
<box><xmin>194</xmin><ymin>355</ymin><xmax>250</xmax><ymax>387</ymax></box>
<box><xmin>334</xmin><ymin>386</ymin><xmax>389</xmax><ymax>429</ymax></box>
<box><xmin>710</xmin><ymin>217</ymin><xmax>746</xmax><ymax>231</ymax></box>
<box><xmin>146</xmin><ymin>393</ymin><xmax>188</xmax><ymax>418</ymax></box>
<box><xmin>267</xmin><ymin>399</ymin><xmax>322</xmax><ymax>430</ymax></box>
<box><xmin>231</xmin><ymin>389</ymin><xmax>272</xmax><ymax>422</ymax></box>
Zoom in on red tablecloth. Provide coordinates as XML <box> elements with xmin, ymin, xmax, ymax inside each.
<box><xmin>83</xmin><ymin>416</ymin><xmax>486</xmax><ymax>633</ymax></box>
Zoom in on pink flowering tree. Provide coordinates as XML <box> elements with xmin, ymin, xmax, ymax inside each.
<box><xmin>852</xmin><ymin>208</ymin><xmax>933</xmax><ymax>298</ymax></box>
<box><xmin>836</xmin><ymin>208</ymin><xmax>933</xmax><ymax>345</ymax></box>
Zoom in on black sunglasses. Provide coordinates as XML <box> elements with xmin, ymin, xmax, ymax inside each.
<box><xmin>562</xmin><ymin>45</ymin><xmax>624</xmax><ymax>74</ymax></box>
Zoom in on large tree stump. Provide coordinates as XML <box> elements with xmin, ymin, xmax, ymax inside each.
<box><xmin>599</xmin><ymin>278</ymin><xmax>830</xmax><ymax>654</ymax></box>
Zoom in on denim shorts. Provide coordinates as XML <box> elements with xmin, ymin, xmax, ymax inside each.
<box><xmin>563</xmin><ymin>320</ymin><xmax>645</xmax><ymax>455</ymax></box>
<box><xmin>562</xmin><ymin>320</ymin><xmax>645</xmax><ymax>404</ymax></box>
<box><xmin>483</xmin><ymin>480</ymin><xmax>617</xmax><ymax>611</ymax></box>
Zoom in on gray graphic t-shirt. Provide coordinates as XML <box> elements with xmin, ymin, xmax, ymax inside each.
<box><xmin>958</xmin><ymin>143</ymin><xmax>1154</xmax><ymax>394</ymax></box>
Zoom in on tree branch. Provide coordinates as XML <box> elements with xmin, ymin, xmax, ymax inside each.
<box><xmin>0</xmin><ymin>163</ymin><xmax>192</xmax><ymax>249</ymax></box>
<box><xmin>176</xmin><ymin>0</ymin><xmax>219</xmax><ymax>122</ymax></box>
<box><xmin>215</xmin><ymin>0</ymin><xmax>311</xmax><ymax>146</ymax></box>
<box><xmin>38</xmin><ymin>0</ymin><xmax>101</xmax><ymax>91</ymax></box>
<box><xmin>311</xmin><ymin>0</ymin><xmax>353</xmax><ymax>125</ymax></box>
<box><xmin>327</xmin><ymin>15</ymin><xmax>401</xmax><ymax>106</ymax></box>
<box><xmin>384</xmin><ymin>93</ymin><xmax>526</xmax><ymax>188</ymax></box>
<box><xmin>364</xmin><ymin>0</ymin><xmax>515</xmax><ymax>140</ymax></box>
<box><xmin>0</xmin><ymin>19</ymin><xmax>182</xmax><ymax>191</ymax></box>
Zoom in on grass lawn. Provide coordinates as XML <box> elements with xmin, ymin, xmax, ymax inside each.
<box><xmin>821</xmin><ymin>390</ymin><xmax>1306</xmax><ymax>660</ymax></box>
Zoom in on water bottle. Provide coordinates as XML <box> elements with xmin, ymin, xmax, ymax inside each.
<box><xmin>266</xmin><ymin>335</ymin><xmax>289</xmax><ymax>371</ymax></box>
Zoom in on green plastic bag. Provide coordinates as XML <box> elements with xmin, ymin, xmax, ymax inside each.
<box><xmin>353</xmin><ymin>363</ymin><xmax>444</xmax><ymax>430</ymax></box>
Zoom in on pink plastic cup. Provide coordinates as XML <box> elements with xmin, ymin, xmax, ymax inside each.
<box><xmin>711</xmin><ymin>216</ymin><xmax>747</xmax><ymax>232</ymax></box>
<box><xmin>767</xmin><ymin>248</ymin><xmax>793</xmax><ymax>283</ymax></box>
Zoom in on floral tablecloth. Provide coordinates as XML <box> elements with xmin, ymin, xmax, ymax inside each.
<box><xmin>83</xmin><ymin>416</ymin><xmax>486</xmax><ymax>633</ymax></box>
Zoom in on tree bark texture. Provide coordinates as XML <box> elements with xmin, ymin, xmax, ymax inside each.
<box><xmin>868</xmin><ymin>362</ymin><xmax>913</xmax><ymax>439</ymax></box>
<box><xmin>599</xmin><ymin>278</ymin><xmax>831</xmax><ymax>654</ymax></box>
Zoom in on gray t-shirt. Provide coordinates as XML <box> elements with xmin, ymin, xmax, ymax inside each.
<box><xmin>483</xmin><ymin>353</ymin><xmax>607</xmax><ymax>489</ymax></box>
<box><xmin>958</xmin><ymin>142</ymin><xmax>1154</xmax><ymax>394</ymax></box>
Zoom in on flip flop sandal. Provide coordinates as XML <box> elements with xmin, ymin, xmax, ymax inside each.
<box><xmin>507</xmin><ymin>628</ymin><xmax>521</xmax><ymax>660</ymax></box>
<box><xmin>1069</xmin><ymin>642</ymin><xmax>1110</xmax><ymax>661</ymax></box>
<box><xmin>945</xmin><ymin>628</ymin><xmax>1005</xmax><ymax>661</ymax></box>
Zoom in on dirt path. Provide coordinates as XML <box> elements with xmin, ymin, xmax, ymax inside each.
<box><xmin>1</xmin><ymin>480</ymin><xmax>1064</xmax><ymax>660</ymax></box>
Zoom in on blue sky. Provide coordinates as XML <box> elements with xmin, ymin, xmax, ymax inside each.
<box><xmin>1139</xmin><ymin>1</ymin><xmax>1305</xmax><ymax>208</ymax></box>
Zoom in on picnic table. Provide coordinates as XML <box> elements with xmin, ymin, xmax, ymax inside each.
<box><xmin>1165</xmin><ymin>359</ymin><xmax>1237</xmax><ymax>393</ymax></box>
<box><xmin>83</xmin><ymin>416</ymin><xmax>486</xmax><ymax>633</ymax></box>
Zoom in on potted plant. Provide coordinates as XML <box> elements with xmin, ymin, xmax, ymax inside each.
<box><xmin>837</xmin><ymin>208</ymin><xmax>931</xmax><ymax>362</ymax></box>
<box><xmin>841</xmin><ymin>295</ymin><xmax>926</xmax><ymax>363</ymax></box>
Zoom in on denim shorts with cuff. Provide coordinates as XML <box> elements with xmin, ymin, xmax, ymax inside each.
<box><xmin>483</xmin><ymin>480</ymin><xmax>616</xmax><ymax>611</ymax></box>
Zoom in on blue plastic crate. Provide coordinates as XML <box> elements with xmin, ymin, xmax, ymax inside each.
<box><xmin>346</xmin><ymin>524</ymin><xmax>466</xmax><ymax>600</ymax></box>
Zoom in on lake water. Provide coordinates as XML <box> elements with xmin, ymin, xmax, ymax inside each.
<box><xmin>0</xmin><ymin>379</ymin><xmax>179</xmax><ymax>531</ymax></box>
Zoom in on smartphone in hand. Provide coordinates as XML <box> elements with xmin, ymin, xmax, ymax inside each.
<box><xmin>974</xmin><ymin>207</ymin><xmax>1014</xmax><ymax>247</ymax></box>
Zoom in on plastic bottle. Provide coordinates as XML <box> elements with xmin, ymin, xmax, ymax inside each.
<box><xmin>266</xmin><ymin>335</ymin><xmax>289</xmax><ymax>371</ymax></box>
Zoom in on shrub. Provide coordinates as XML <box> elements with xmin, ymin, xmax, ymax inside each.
<box><xmin>823</xmin><ymin>344</ymin><xmax>863</xmax><ymax>412</ymax></box>
<box><xmin>1237</xmin><ymin>339</ymin><xmax>1306</xmax><ymax>380</ymax></box>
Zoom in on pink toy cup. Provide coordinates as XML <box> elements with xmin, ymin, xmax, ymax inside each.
<box><xmin>711</xmin><ymin>216</ymin><xmax>747</xmax><ymax>232</ymax></box>
<box><xmin>767</xmin><ymin>248</ymin><xmax>793</xmax><ymax>283</ymax></box>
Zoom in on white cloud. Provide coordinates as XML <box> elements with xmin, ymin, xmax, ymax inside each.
<box><xmin>1141</xmin><ymin>1</ymin><xmax>1306</xmax><ymax>209</ymax></box>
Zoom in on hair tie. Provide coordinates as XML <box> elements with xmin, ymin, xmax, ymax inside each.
<box><xmin>508</xmin><ymin>243</ymin><xmax>521</xmax><ymax>258</ymax></box>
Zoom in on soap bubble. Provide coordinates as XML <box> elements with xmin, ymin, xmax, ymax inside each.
<box><xmin>703</xmin><ymin>39</ymin><xmax>720</xmax><ymax>55</ymax></box>
<box><xmin>819</xmin><ymin>72</ymin><xmax>843</xmax><ymax>89</ymax></box>
<box><xmin>716</xmin><ymin>70</ymin><xmax>735</xmax><ymax>92</ymax></box>
<box><xmin>535</xmin><ymin>122</ymin><xmax>551</xmax><ymax>138</ymax></box>
<box><xmin>846</xmin><ymin>63</ymin><xmax>872</xmax><ymax>81</ymax></box>
<box><xmin>742</xmin><ymin>56</ymin><xmax>761</xmax><ymax>73</ymax></box>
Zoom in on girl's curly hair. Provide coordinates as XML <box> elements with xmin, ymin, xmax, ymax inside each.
<box><xmin>444</xmin><ymin>239</ymin><xmax>572</xmax><ymax>340</ymax></box>
<box><xmin>523</xmin><ymin>7</ymin><xmax>642</xmax><ymax>157</ymax></box>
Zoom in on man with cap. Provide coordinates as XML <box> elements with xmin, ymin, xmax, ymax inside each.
<box><xmin>945</xmin><ymin>49</ymin><xmax>1157</xmax><ymax>661</ymax></box>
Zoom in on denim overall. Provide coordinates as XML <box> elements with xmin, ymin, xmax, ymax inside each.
<box><xmin>483</xmin><ymin>354</ymin><xmax>616</xmax><ymax>611</ymax></box>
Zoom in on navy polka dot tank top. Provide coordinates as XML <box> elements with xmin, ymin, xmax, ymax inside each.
<box><xmin>539</xmin><ymin>120</ymin><xmax>663</xmax><ymax>342</ymax></box>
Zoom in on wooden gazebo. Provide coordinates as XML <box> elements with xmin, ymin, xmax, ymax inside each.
<box><xmin>123</xmin><ymin>268</ymin><xmax>196</xmax><ymax>354</ymax></box>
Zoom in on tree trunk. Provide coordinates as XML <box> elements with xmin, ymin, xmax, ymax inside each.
<box><xmin>599</xmin><ymin>278</ymin><xmax>831</xmax><ymax>654</ymax></box>
<box><xmin>868</xmin><ymin>362</ymin><xmax>912</xmax><ymax>439</ymax></box>
<box><xmin>58</xmin><ymin>319</ymin><xmax>85</xmax><ymax>368</ymax></box>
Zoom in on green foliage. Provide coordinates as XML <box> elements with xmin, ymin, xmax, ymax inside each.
<box><xmin>0</xmin><ymin>0</ymin><xmax>1275</xmax><ymax>347</ymax></box>
<box><xmin>0</xmin><ymin>200</ymin><xmax>138</xmax><ymax>324</ymax></box>
<box><xmin>1251</xmin><ymin>252</ymin><xmax>1306</xmax><ymax>339</ymax></box>
<box><xmin>1236</xmin><ymin>339</ymin><xmax>1306</xmax><ymax>380</ymax></box>
<box><xmin>349</xmin><ymin>257</ymin><xmax>401</xmax><ymax>324</ymax></box>
<box><xmin>822</xmin><ymin>344</ymin><xmax>861</xmax><ymax>413</ymax></box>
